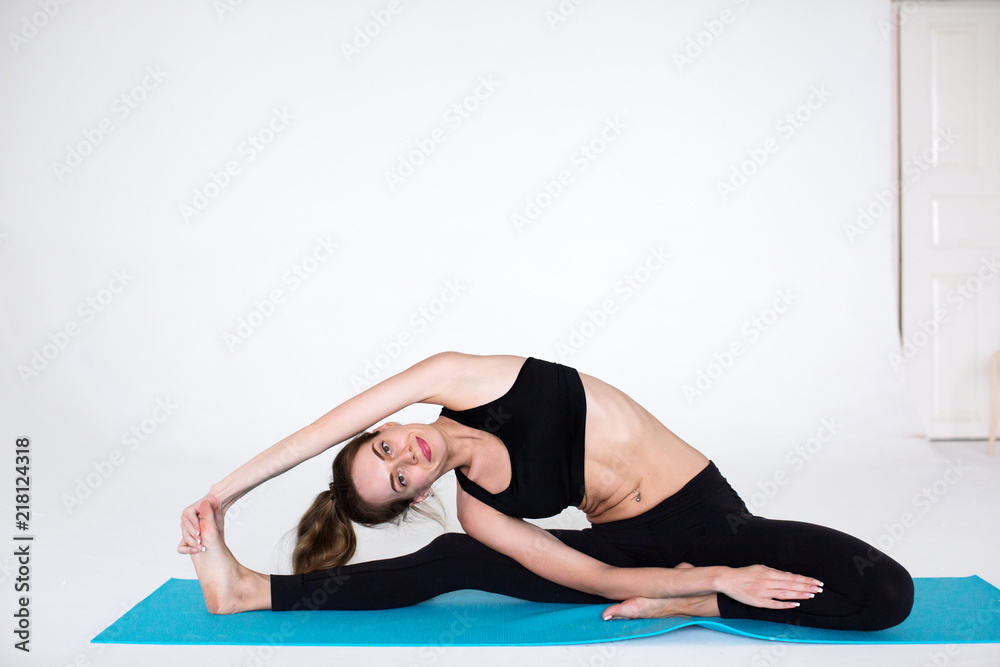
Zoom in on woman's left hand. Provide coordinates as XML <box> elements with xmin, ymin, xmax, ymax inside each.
<box><xmin>177</xmin><ymin>492</ymin><xmax>225</xmax><ymax>554</ymax></box>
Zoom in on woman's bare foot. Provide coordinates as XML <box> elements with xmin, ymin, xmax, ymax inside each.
<box><xmin>601</xmin><ymin>561</ymin><xmax>720</xmax><ymax>620</ymax></box>
<box><xmin>189</xmin><ymin>499</ymin><xmax>271</xmax><ymax>614</ymax></box>
<box><xmin>602</xmin><ymin>593</ymin><xmax>720</xmax><ymax>620</ymax></box>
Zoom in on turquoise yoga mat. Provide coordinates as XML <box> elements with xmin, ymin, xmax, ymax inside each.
<box><xmin>92</xmin><ymin>576</ymin><xmax>1000</xmax><ymax>646</ymax></box>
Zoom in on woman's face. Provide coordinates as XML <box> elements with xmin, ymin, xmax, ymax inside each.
<box><xmin>351</xmin><ymin>422</ymin><xmax>440</xmax><ymax>507</ymax></box>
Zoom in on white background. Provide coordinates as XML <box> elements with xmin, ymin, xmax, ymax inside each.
<box><xmin>1</xmin><ymin>0</ymin><xmax>998</xmax><ymax>665</ymax></box>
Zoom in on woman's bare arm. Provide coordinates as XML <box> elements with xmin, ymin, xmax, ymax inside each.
<box><xmin>177</xmin><ymin>351</ymin><xmax>463</xmax><ymax>554</ymax></box>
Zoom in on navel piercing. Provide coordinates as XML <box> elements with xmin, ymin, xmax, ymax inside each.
<box><xmin>632</xmin><ymin>489</ymin><xmax>641</xmax><ymax>502</ymax></box>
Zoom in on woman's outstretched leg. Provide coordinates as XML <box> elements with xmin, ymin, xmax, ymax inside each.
<box><xmin>191</xmin><ymin>505</ymin><xmax>623</xmax><ymax>614</ymax></box>
<box><xmin>190</xmin><ymin>499</ymin><xmax>272</xmax><ymax>613</ymax></box>
<box><xmin>269</xmin><ymin>531</ymin><xmax>620</xmax><ymax>611</ymax></box>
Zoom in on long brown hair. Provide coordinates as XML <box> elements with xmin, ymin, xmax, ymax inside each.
<box><xmin>292</xmin><ymin>429</ymin><xmax>441</xmax><ymax>574</ymax></box>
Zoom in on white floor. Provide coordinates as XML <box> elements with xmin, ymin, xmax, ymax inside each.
<box><xmin>8</xmin><ymin>436</ymin><xmax>999</xmax><ymax>667</ymax></box>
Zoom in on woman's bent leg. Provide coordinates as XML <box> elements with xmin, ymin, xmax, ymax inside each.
<box><xmin>708</xmin><ymin>512</ymin><xmax>914</xmax><ymax>631</ymax></box>
<box><xmin>269</xmin><ymin>532</ymin><xmax>622</xmax><ymax>611</ymax></box>
<box><xmin>595</xmin><ymin>461</ymin><xmax>915</xmax><ymax>630</ymax></box>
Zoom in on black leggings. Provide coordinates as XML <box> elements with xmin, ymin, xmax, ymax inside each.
<box><xmin>270</xmin><ymin>461</ymin><xmax>914</xmax><ymax>631</ymax></box>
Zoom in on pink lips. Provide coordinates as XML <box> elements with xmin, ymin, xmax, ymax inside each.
<box><xmin>416</xmin><ymin>436</ymin><xmax>431</xmax><ymax>462</ymax></box>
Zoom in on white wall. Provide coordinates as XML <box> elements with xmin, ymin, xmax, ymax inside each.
<box><xmin>0</xmin><ymin>0</ymin><xmax>923</xmax><ymax>639</ymax></box>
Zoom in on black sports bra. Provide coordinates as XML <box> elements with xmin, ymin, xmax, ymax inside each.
<box><xmin>438</xmin><ymin>357</ymin><xmax>587</xmax><ymax>519</ymax></box>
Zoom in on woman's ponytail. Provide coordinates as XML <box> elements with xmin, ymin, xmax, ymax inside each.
<box><xmin>291</xmin><ymin>485</ymin><xmax>357</xmax><ymax>574</ymax></box>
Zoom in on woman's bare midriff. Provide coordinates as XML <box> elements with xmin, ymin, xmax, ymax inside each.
<box><xmin>576</xmin><ymin>372</ymin><xmax>710</xmax><ymax>524</ymax></box>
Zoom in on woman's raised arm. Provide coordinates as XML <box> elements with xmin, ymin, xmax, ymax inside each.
<box><xmin>177</xmin><ymin>351</ymin><xmax>462</xmax><ymax>555</ymax></box>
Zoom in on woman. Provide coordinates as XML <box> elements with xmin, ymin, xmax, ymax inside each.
<box><xmin>179</xmin><ymin>352</ymin><xmax>913</xmax><ymax>629</ymax></box>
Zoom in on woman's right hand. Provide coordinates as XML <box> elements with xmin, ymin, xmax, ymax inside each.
<box><xmin>715</xmin><ymin>564</ymin><xmax>824</xmax><ymax>609</ymax></box>
<box><xmin>177</xmin><ymin>492</ymin><xmax>225</xmax><ymax>554</ymax></box>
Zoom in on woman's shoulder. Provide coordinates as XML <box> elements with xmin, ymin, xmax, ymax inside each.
<box><xmin>430</xmin><ymin>352</ymin><xmax>528</xmax><ymax>411</ymax></box>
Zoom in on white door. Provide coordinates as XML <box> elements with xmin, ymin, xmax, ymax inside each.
<box><xmin>899</xmin><ymin>0</ymin><xmax>1000</xmax><ymax>439</ymax></box>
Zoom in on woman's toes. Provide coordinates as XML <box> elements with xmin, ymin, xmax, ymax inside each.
<box><xmin>602</xmin><ymin>598</ymin><xmax>648</xmax><ymax>620</ymax></box>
